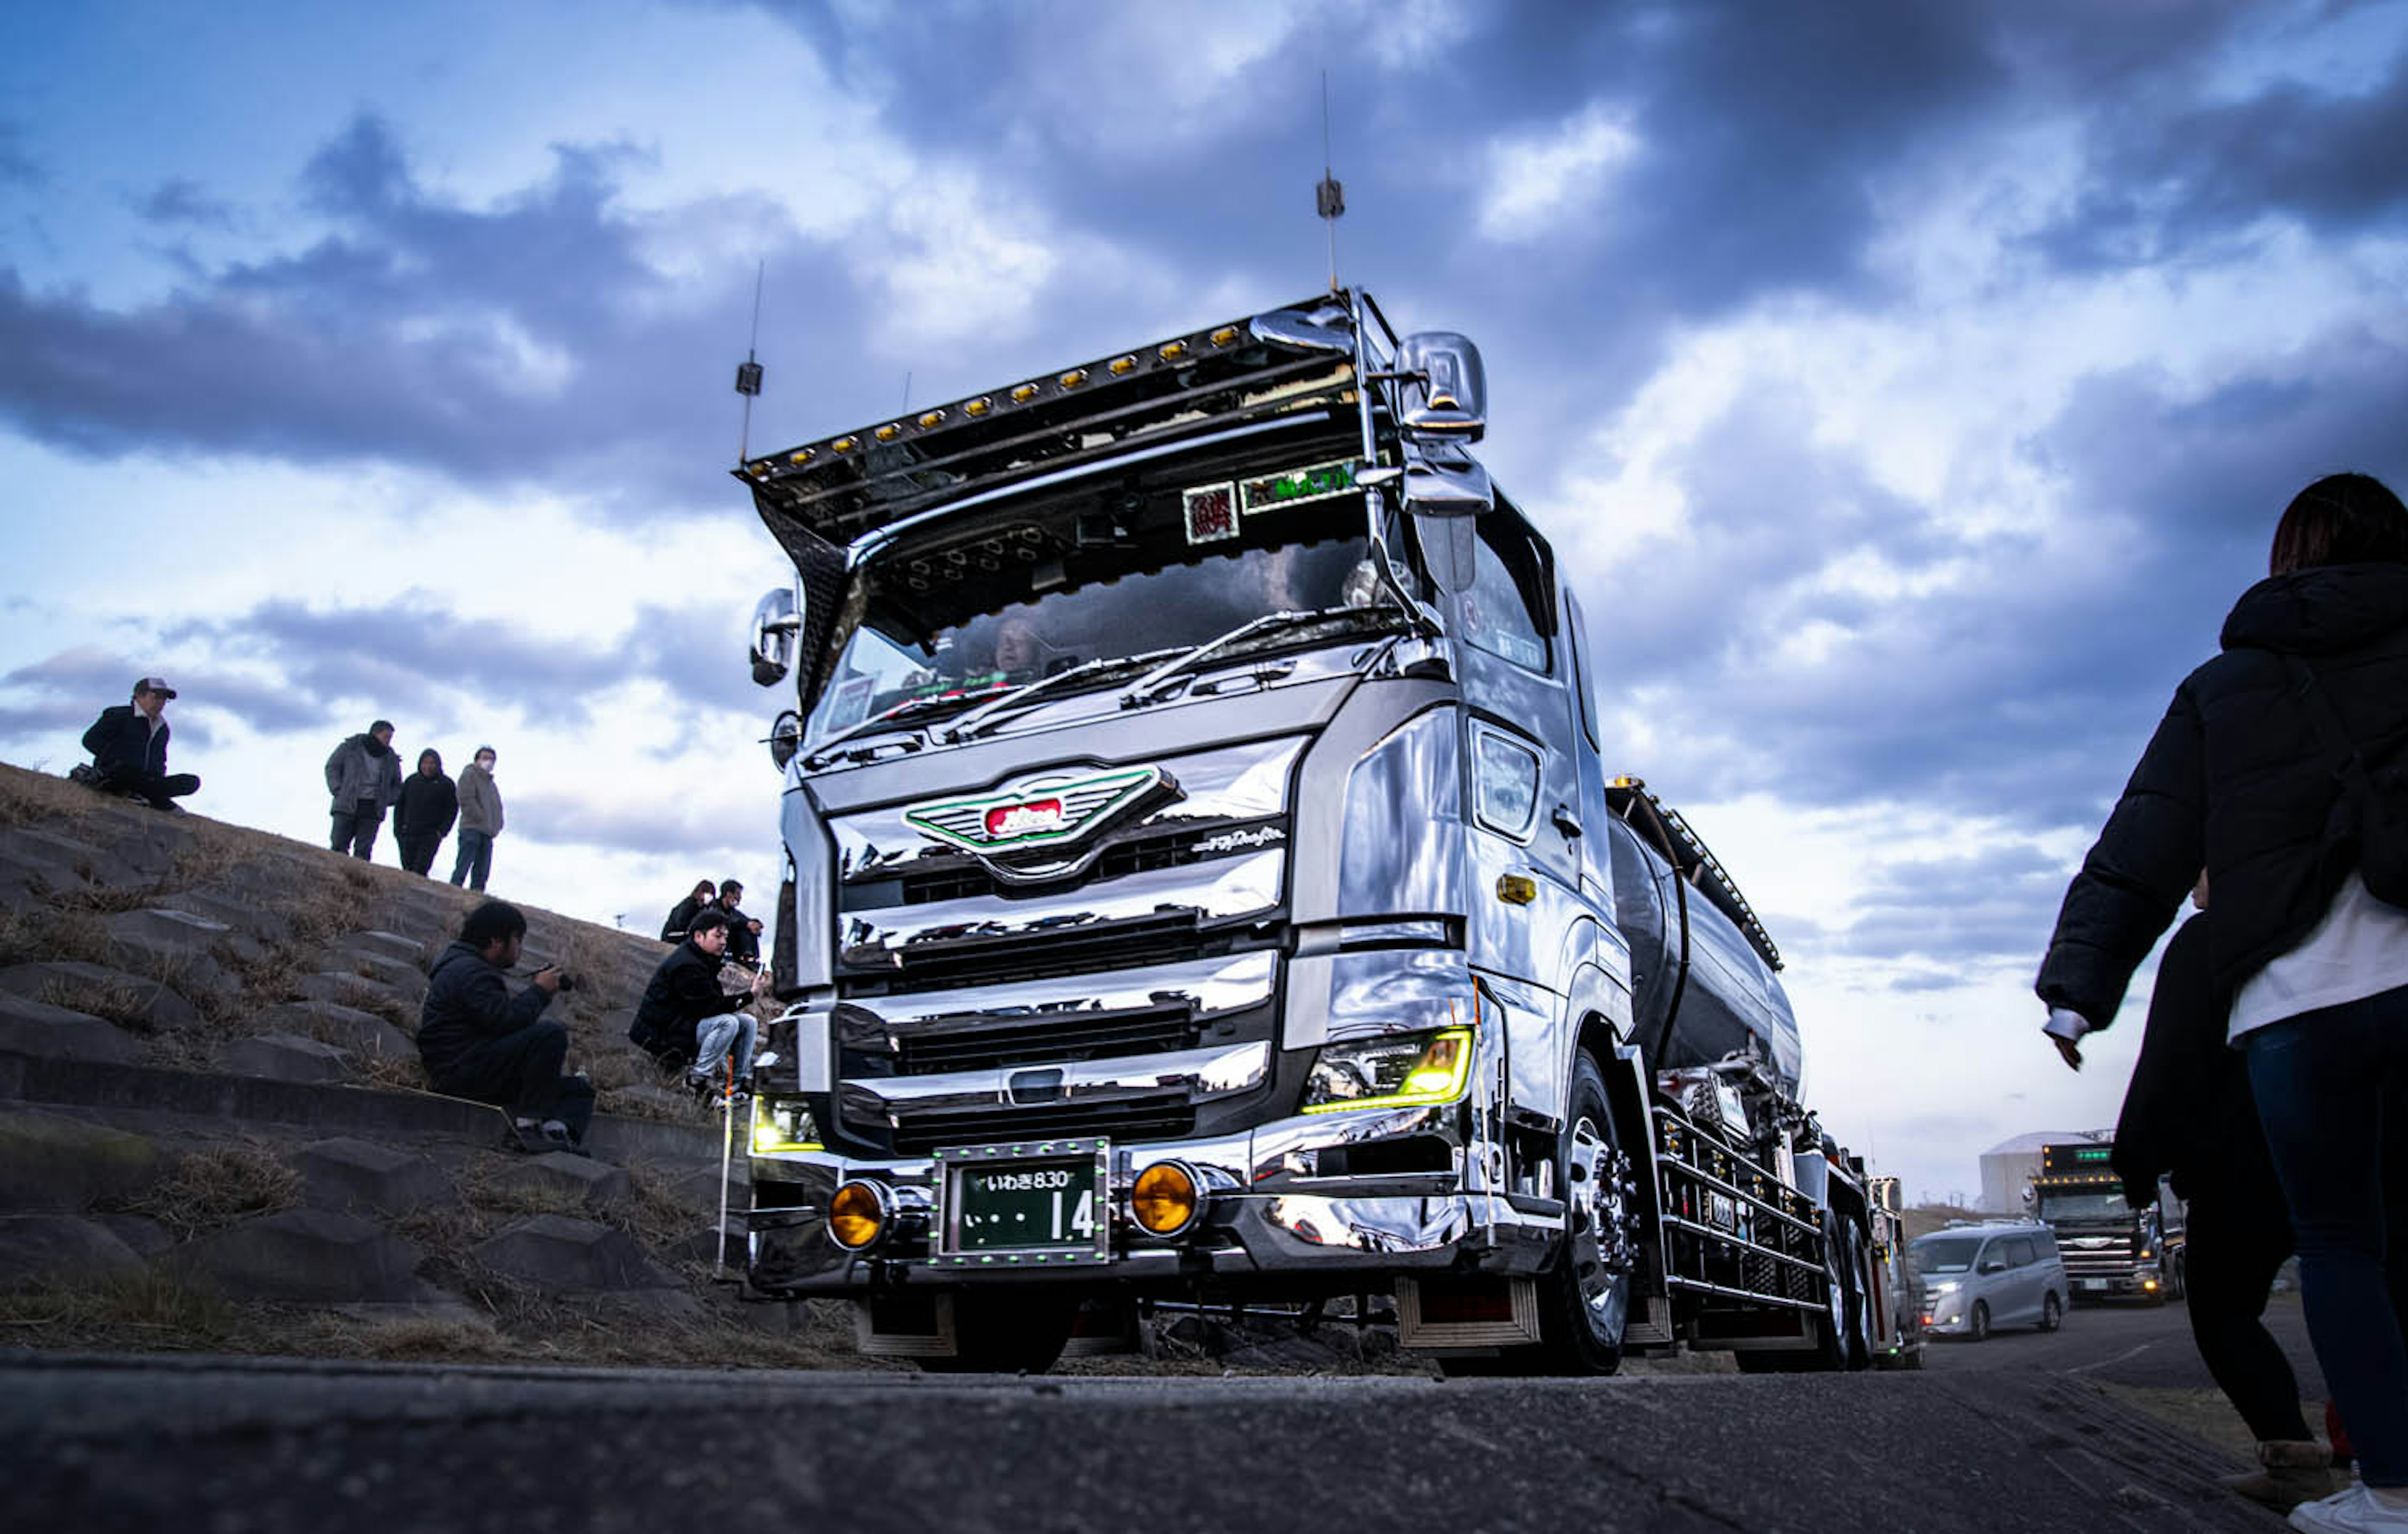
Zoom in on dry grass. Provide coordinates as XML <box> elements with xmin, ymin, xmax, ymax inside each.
<box><xmin>105</xmin><ymin>1140</ymin><xmax>304</xmax><ymax>1240</ymax></box>
<box><xmin>35</xmin><ymin>977</ymin><xmax>162</xmax><ymax>1034</ymax></box>
<box><xmin>0</xmin><ymin>1269</ymin><xmax>236</xmax><ymax>1351</ymax></box>
<box><xmin>354</xmin><ymin>1051</ymin><xmax>429</xmax><ymax>1091</ymax></box>
<box><xmin>2094</xmin><ymin>1382</ymin><xmax>2275</xmax><ymax>1469</ymax></box>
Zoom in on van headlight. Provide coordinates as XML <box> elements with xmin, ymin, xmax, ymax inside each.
<box><xmin>1928</xmin><ymin>1280</ymin><xmax>1960</xmax><ymax>1295</ymax></box>
<box><xmin>751</xmin><ymin>1096</ymin><xmax>822</xmax><ymax>1153</ymax></box>
<box><xmin>1301</xmin><ymin>1027</ymin><xmax>1473</xmax><ymax>1114</ymax></box>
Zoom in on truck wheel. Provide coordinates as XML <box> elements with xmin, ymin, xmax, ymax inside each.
<box><xmin>1533</xmin><ymin>1052</ymin><xmax>1637</xmax><ymax>1375</ymax></box>
<box><xmin>916</xmin><ymin>1287</ymin><xmax>1079</xmax><ymax>1375</ymax></box>
<box><xmin>1968</xmin><ymin>1300</ymin><xmax>1990</xmax><ymax>1342</ymax></box>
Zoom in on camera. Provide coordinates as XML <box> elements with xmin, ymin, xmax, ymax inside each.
<box><xmin>554</xmin><ymin>973</ymin><xmax>578</xmax><ymax>993</ymax></box>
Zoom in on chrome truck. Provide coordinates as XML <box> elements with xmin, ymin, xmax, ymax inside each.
<box><xmin>2032</xmin><ymin>1141</ymin><xmax>2188</xmax><ymax>1304</ymax></box>
<box><xmin>731</xmin><ymin>291</ymin><xmax>1913</xmax><ymax>1374</ymax></box>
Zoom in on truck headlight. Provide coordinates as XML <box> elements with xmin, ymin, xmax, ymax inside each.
<box><xmin>1301</xmin><ymin>1027</ymin><xmax>1473</xmax><ymax>1115</ymax></box>
<box><xmin>751</xmin><ymin>1096</ymin><xmax>822</xmax><ymax>1153</ymax></box>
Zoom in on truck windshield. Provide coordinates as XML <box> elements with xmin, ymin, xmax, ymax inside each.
<box><xmin>803</xmin><ymin>490</ymin><xmax>1390</xmax><ymax>748</ymax></box>
<box><xmin>1911</xmin><ymin>1236</ymin><xmax>1982</xmax><ymax>1275</ymax></box>
<box><xmin>2037</xmin><ymin>1191</ymin><xmax>2130</xmax><ymax>1222</ymax></box>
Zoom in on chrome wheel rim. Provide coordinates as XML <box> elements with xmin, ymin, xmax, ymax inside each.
<box><xmin>1565</xmin><ymin>1114</ymin><xmax>1635</xmax><ymax>1345</ymax></box>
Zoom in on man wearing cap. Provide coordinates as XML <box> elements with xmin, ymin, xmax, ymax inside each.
<box><xmin>325</xmin><ymin>720</ymin><xmax>405</xmax><ymax>860</ymax></box>
<box><xmin>77</xmin><ymin>678</ymin><xmax>199</xmax><ymax>810</ymax></box>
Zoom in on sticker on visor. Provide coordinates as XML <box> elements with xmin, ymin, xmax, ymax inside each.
<box><xmin>1183</xmin><ymin>483</ymin><xmax>1238</xmax><ymax>544</ymax></box>
<box><xmin>1239</xmin><ymin>458</ymin><xmax>1358</xmax><ymax>515</ymax></box>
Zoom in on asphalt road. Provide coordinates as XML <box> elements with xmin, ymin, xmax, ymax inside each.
<box><xmin>1924</xmin><ymin>1290</ymin><xmax>2327</xmax><ymax>1397</ymax></box>
<box><xmin>0</xmin><ymin>1308</ymin><xmax>2300</xmax><ymax>1534</ymax></box>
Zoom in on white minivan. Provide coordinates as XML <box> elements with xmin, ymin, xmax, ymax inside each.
<box><xmin>1909</xmin><ymin>1222</ymin><xmax>2069</xmax><ymax>1341</ymax></box>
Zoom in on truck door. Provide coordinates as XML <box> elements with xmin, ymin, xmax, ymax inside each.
<box><xmin>1453</xmin><ymin>514</ymin><xmax>1583</xmax><ymax>1115</ymax></box>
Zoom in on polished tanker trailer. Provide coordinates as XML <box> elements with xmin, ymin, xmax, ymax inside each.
<box><xmin>732</xmin><ymin>290</ymin><xmax>1914</xmax><ymax>1373</ymax></box>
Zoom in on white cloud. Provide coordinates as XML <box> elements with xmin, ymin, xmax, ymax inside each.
<box><xmin>1476</xmin><ymin>102</ymin><xmax>1639</xmax><ymax>243</ymax></box>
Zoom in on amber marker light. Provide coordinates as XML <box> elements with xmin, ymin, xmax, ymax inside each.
<box><xmin>964</xmin><ymin>396</ymin><xmax>993</xmax><ymax>417</ymax></box>
<box><xmin>874</xmin><ymin>423</ymin><xmax>901</xmax><ymax>443</ymax></box>
<box><xmin>1131</xmin><ymin>1160</ymin><xmax>1203</xmax><ymax>1237</ymax></box>
<box><xmin>1159</xmin><ymin>340</ymin><xmax>1188</xmax><ymax>362</ymax></box>
<box><xmin>828</xmin><ymin>1180</ymin><xmax>890</xmax><ymax>1251</ymax></box>
<box><xmin>1107</xmin><ymin>354</ymin><xmax>1138</xmax><ymax>376</ymax></box>
<box><xmin>917</xmin><ymin>410</ymin><xmax>946</xmax><ymax>429</ymax></box>
<box><xmin>1058</xmin><ymin>368</ymin><xmax>1089</xmax><ymax>388</ymax></box>
<box><xmin>1210</xmin><ymin>325</ymin><xmax>1240</xmax><ymax>346</ymax></box>
<box><xmin>1010</xmin><ymin>383</ymin><xmax>1040</xmax><ymax>404</ymax></box>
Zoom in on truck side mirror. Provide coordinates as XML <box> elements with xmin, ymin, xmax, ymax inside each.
<box><xmin>1397</xmin><ymin>331</ymin><xmax>1487</xmax><ymax>441</ymax></box>
<box><xmin>750</xmin><ymin>586</ymin><xmax>801</xmax><ymax>686</ymax></box>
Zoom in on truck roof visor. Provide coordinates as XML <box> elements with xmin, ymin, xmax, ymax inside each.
<box><xmin>739</xmin><ymin>295</ymin><xmax>1366</xmax><ymax>552</ymax></box>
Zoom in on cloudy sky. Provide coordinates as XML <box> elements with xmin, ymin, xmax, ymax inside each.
<box><xmin>4</xmin><ymin>1</ymin><xmax>2404</xmax><ymax>1202</ymax></box>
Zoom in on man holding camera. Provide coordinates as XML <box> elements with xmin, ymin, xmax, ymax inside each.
<box><xmin>419</xmin><ymin>900</ymin><xmax>594</xmax><ymax>1152</ymax></box>
<box><xmin>631</xmin><ymin>907</ymin><xmax>771</xmax><ymax>1100</ymax></box>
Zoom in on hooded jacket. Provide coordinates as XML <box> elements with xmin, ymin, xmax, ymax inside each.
<box><xmin>394</xmin><ymin>768</ymin><xmax>459</xmax><ymax>841</ymax></box>
<box><xmin>417</xmin><ymin>939</ymin><xmax>554</xmax><ymax>1080</ymax></box>
<box><xmin>457</xmin><ymin>762</ymin><xmax>504</xmax><ymax>836</ymax></box>
<box><xmin>2038</xmin><ymin>563</ymin><xmax>2408</xmax><ymax>1028</ymax></box>
<box><xmin>325</xmin><ymin>733</ymin><xmax>404</xmax><ymax>817</ymax></box>
<box><xmin>82</xmin><ymin>704</ymin><xmax>169</xmax><ymax>779</ymax></box>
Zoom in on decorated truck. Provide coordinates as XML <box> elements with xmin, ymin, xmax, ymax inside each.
<box><xmin>2033</xmin><ymin>1141</ymin><xmax>2188</xmax><ymax>1304</ymax></box>
<box><xmin>731</xmin><ymin>290</ymin><xmax>1915</xmax><ymax>1374</ymax></box>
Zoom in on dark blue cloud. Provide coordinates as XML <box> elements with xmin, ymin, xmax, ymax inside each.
<box><xmin>133</xmin><ymin>177</ymin><xmax>238</xmax><ymax>230</ymax></box>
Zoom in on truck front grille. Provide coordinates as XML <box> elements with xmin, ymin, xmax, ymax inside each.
<box><xmin>887</xmin><ymin>1096</ymin><xmax>1196</xmax><ymax>1155</ymax></box>
<box><xmin>895</xmin><ymin>1006</ymin><xmax>1196</xmax><ymax>1076</ymax></box>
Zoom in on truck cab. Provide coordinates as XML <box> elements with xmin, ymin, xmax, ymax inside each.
<box><xmin>2033</xmin><ymin>1142</ymin><xmax>2187</xmax><ymax>1304</ymax></box>
<box><xmin>732</xmin><ymin>292</ymin><xmax>1907</xmax><ymax>1374</ymax></box>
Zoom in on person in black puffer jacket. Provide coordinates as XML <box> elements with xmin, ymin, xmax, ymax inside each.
<box><xmin>392</xmin><ymin>749</ymin><xmax>458</xmax><ymax>878</ymax></box>
<box><xmin>418</xmin><ymin>900</ymin><xmax>592</xmax><ymax>1152</ymax></box>
<box><xmin>2037</xmin><ymin>473</ymin><xmax>2408</xmax><ymax>1528</ymax></box>
<box><xmin>630</xmin><ymin>908</ymin><xmax>769</xmax><ymax>1095</ymax></box>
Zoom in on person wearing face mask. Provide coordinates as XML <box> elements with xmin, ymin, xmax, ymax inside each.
<box><xmin>450</xmin><ymin>745</ymin><xmax>504</xmax><ymax>892</ymax></box>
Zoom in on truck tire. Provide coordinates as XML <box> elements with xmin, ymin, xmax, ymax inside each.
<box><xmin>916</xmin><ymin>1288</ymin><xmax>1079</xmax><ymax>1375</ymax></box>
<box><xmin>1532</xmin><ymin>1052</ymin><xmax>1637</xmax><ymax>1375</ymax></box>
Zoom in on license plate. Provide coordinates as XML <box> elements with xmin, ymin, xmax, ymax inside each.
<box><xmin>931</xmin><ymin>1138</ymin><xmax>1111</xmax><ymax>1268</ymax></box>
<box><xmin>2079</xmin><ymin>1278</ymin><xmax>2108</xmax><ymax>1291</ymax></box>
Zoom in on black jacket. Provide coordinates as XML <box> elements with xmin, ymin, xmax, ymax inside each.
<box><xmin>394</xmin><ymin>772</ymin><xmax>459</xmax><ymax>840</ymax></box>
<box><xmin>630</xmin><ymin>940</ymin><xmax>750</xmax><ymax>1057</ymax></box>
<box><xmin>720</xmin><ymin>901</ymin><xmax>760</xmax><ymax>965</ymax></box>
<box><xmin>2038</xmin><ymin>563</ymin><xmax>2408</xmax><ymax>1028</ymax></box>
<box><xmin>82</xmin><ymin>705</ymin><xmax>168</xmax><ymax>779</ymax></box>
<box><xmin>417</xmin><ymin>940</ymin><xmax>554</xmax><ymax>1080</ymax></box>
<box><xmin>2111</xmin><ymin>917</ymin><xmax>2279</xmax><ymax>1207</ymax></box>
<box><xmin>660</xmin><ymin>896</ymin><xmax>707</xmax><ymax>944</ymax></box>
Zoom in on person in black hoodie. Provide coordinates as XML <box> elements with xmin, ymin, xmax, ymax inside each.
<box><xmin>418</xmin><ymin>900</ymin><xmax>592</xmax><ymax>1152</ymax></box>
<box><xmin>392</xmin><ymin>749</ymin><xmax>459</xmax><ymax>878</ymax></box>
<box><xmin>659</xmin><ymin>879</ymin><xmax>717</xmax><ymax>944</ymax></box>
<box><xmin>77</xmin><ymin>676</ymin><xmax>198</xmax><ymax>809</ymax></box>
<box><xmin>630</xmin><ymin>908</ymin><xmax>770</xmax><ymax>1097</ymax></box>
<box><xmin>2038</xmin><ymin>473</ymin><xmax>2408</xmax><ymax>1533</ymax></box>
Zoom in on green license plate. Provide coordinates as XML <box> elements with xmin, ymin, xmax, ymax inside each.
<box><xmin>932</xmin><ymin>1139</ymin><xmax>1111</xmax><ymax>1267</ymax></box>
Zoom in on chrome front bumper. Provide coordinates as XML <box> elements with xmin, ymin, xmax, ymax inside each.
<box><xmin>747</xmin><ymin>1101</ymin><xmax>1559</xmax><ymax>1291</ymax></box>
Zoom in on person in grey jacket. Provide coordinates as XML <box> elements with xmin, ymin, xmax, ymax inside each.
<box><xmin>450</xmin><ymin>745</ymin><xmax>504</xmax><ymax>891</ymax></box>
<box><xmin>325</xmin><ymin>720</ymin><xmax>404</xmax><ymax>860</ymax></box>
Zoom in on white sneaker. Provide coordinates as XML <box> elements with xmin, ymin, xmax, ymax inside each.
<box><xmin>2291</xmin><ymin>1484</ymin><xmax>2408</xmax><ymax>1532</ymax></box>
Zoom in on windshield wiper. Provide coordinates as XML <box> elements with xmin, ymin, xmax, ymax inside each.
<box><xmin>942</xmin><ymin>648</ymin><xmax>1184</xmax><ymax>743</ymax></box>
<box><xmin>1117</xmin><ymin>607</ymin><xmax>1394</xmax><ymax>712</ymax></box>
<box><xmin>801</xmin><ymin>688</ymin><xmax>1002</xmax><ymax>770</ymax></box>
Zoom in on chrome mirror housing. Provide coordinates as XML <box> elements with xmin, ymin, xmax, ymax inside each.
<box><xmin>1249</xmin><ymin>301</ymin><xmax>1355</xmax><ymax>354</ymax></box>
<box><xmin>768</xmin><ymin>709</ymin><xmax>803</xmax><ymax>771</ymax></box>
<box><xmin>1402</xmin><ymin>438</ymin><xmax>1494</xmax><ymax>517</ymax></box>
<box><xmin>1397</xmin><ymin>331</ymin><xmax>1487</xmax><ymax>441</ymax></box>
<box><xmin>750</xmin><ymin>586</ymin><xmax>801</xmax><ymax>687</ymax></box>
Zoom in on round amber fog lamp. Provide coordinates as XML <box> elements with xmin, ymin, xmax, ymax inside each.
<box><xmin>1131</xmin><ymin>1160</ymin><xmax>1202</xmax><ymax>1237</ymax></box>
<box><xmin>828</xmin><ymin>1179</ymin><xmax>890</xmax><ymax>1251</ymax></box>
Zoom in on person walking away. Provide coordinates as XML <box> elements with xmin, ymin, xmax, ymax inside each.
<box><xmin>418</xmin><ymin>900</ymin><xmax>593</xmax><ymax>1152</ymax></box>
<box><xmin>451</xmin><ymin>745</ymin><xmax>503</xmax><ymax>891</ymax></box>
<box><xmin>325</xmin><ymin>720</ymin><xmax>403</xmax><ymax>859</ymax></box>
<box><xmin>660</xmin><ymin>879</ymin><xmax>717</xmax><ymax>944</ymax></box>
<box><xmin>716</xmin><ymin>879</ymin><xmax>763</xmax><ymax>967</ymax></box>
<box><xmin>630</xmin><ymin>908</ymin><xmax>771</xmax><ymax>1100</ymax></box>
<box><xmin>77</xmin><ymin>676</ymin><xmax>198</xmax><ymax>809</ymax></box>
<box><xmin>2114</xmin><ymin>879</ymin><xmax>2355</xmax><ymax>1509</ymax></box>
<box><xmin>2036</xmin><ymin>473</ymin><xmax>2408</xmax><ymax>1533</ymax></box>
<box><xmin>392</xmin><ymin>749</ymin><xmax>458</xmax><ymax>878</ymax></box>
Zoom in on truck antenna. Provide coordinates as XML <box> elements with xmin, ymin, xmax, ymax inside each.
<box><xmin>733</xmin><ymin>259</ymin><xmax>766</xmax><ymax>465</ymax></box>
<box><xmin>902</xmin><ymin>370</ymin><xmax>913</xmax><ymax>413</ymax></box>
<box><xmin>1316</xmin><ymin>69</ymin><xmax>1345</xmax><ymax>294</ymax></box>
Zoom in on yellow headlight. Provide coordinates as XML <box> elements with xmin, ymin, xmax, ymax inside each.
<box><xmin>1131</xmin><ymin>1161</ymin><xmax>1202</xmax><ymax>1236</ymax></box>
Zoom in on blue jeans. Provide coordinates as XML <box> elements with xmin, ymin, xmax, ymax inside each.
<box><xmin>2247</xmin><ymin>988</ymin><xmax>2408</xmax><ymax>1487</ymax></box>
<box><xmin>690</xmin><ymin>1012</ymin><xmax>757</xmax><ymax>1086</ymax></box>
<box><xmin>448</xmin><ymin>828</ymin><xmax>493</xmax><ymax>891</ymax></box>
